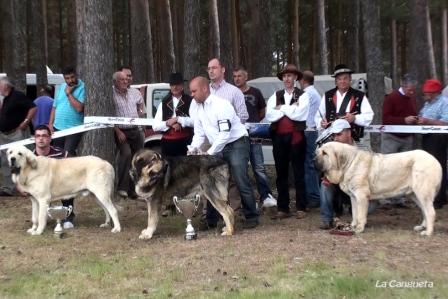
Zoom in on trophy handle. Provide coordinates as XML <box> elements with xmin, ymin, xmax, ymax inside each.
<box><xmin>193</xmin><ymin>194</ymin><xmax>200</xmax><ymax>212</ymax></box>
<box><xmin>173</xmin><ymin>196</ymin><xmax>182</xmax><ymax>214</ymax></box>
<box><xmin>67</xmin><ymin>205</ymin><xmax>73</xmax><ymax>217</ymax></box>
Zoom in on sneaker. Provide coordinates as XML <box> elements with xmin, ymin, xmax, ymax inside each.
<box><xmin>262</xmin><ymin>194</ymin><xmax>277</xmax><ymax>208</ymax></box>
<box><xmin>63</xmin><ymin>221</ymin><xmax>74</xmax><ymax>229</ymax></box>
<box><xmin>117</xmin><ymin>190</ymin><xmax>128</xmax><ymax>198</ymax></box>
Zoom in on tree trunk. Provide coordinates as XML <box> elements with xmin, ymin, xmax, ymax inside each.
<box><xmin>346</xmin><ymin>0</ymin><xmax>361</xmax><ymax>72</ymax></box>
<box><xmin>182</xmin><ymin>0</ymin><xmax>201</xmax><ymax>82</ymax></box>
<box><xmin>316</xmin><ymin>0</ymin><xmax>329</xmax><ymax>74</ymax></box>
<box><xmin>75</xmin><ymin>0</ymin><xmax>86</xmax><ymax>78</ymax></box>
<box><xmin>249</xmin><ymin>0</ymin><xmax>272</xmax><ymax>78</ymax></box>
<box><xmin>210</xmin><ymin>0</ymin><xmax>220</xmax><ymax>58</ymax></box>
<box><xmin>218</xmin><ymin>0</ymin><xmax>234</xmax><ymax>81</ymax></box>
<box><xmin>28</xmin><ymin>0</ymin><xmax>48</xmax><ymax>88</ymax></box>
<box><xmin>164</xmin><ymin>0</ymin><xmax>176</xmax><ymax>73</ymax></box>
<box><xmin>361</xmin><ymin>0</ymin><xmax>384</xmax><ymax>152</ymax></box>
<box><xmin>425</xmin><ymin>3</ymin><xmax>436</xmax><ymax>78</ymax></box>
<box><xmin>112</xmin><ymin>0</ymin><xmax>131</xmax><ymax>68</ymax></box>
<box><xmin>231</xmin><ymin>0</ymin><xmax>240</xmax><ymax>68</ymax></box>
<box><xmin>46</xmin><ymin>0</ymin><xmax>62</xmax><ymax>71</ymax></box>
<box><xmin>408</xmin><ymin>0</ymin><xmax>431</xmax><ymax>105</ymax></box>
<box><xmin>390</xmin><ymin>0</ymin><xmax>398</xmax><ymax>88</ymax></box>
<box><xmin>4</xmin><ymin>0</ymin><xmax>27</xmax><ymax>92</ymax></box>
<box><xmin>442</xmin><ymin>7</ymin><xmax>448</xmax><ymax>85</ymax></box>
<box><xmin>79</xmin><ymin>0</ymin><xmax>115</xmax><ymax>163</ymax></box>
<box><xmin>130</xmin><ymin>0</ymin><xmax>155</xmax><ymax>83</ymax></box>
<box><xmin>292</xmin><ymin>0</ymin><xmax>300</xmax><ymax>68</ymax></box>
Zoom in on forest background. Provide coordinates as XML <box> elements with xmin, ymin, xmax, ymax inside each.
<box><xmin>1</xmin><ymin>0</ymin><xmax>447</xmax><ymax>159</ymax></box>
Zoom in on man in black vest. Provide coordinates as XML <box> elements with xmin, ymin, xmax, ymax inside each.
<box><xmin>266</xmin><ymin>64</ymin><xmax>310</xmax><ymax>219</ymax></box>
<box><xmin>315</xmin><ymin>64</ymin><xmax>374</xmax><ymax>142</ymax></box>
<box><xmin>152</xmin><ymin>73</ymin><xmax>194</xmax><ymax>156</ymax></box>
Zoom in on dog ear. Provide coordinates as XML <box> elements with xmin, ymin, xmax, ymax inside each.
<box><xmin>26</xmin><ymin>152</ymin><xmax>38</xmax><ymax>169</ymax></box>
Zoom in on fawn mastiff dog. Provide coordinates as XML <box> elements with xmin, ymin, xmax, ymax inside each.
<box><xmin>130</xmin><ymin>149</ymin><xmax>235</xmax><ymax>240</ymax></box>
<box><xmin>6</xmin><ymin>145</ymin><xmax>121</xmax><ymax>235</ymax></box>
<box><xmin>315</xmin><ymin>142</ymin><xmax>441</xmax><ymax>236</ymax></box>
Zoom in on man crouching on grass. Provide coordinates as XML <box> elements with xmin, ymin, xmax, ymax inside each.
<box><xmin>32</xmin><ymin>125</ymin><xmax>76</xmax><ymax>229</ymax></box>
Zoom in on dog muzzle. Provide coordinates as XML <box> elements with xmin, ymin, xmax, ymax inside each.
<box><xmin>10</xmin><ymin>166</ymin><xmax>21</xmax><ymax>175</ymax></box>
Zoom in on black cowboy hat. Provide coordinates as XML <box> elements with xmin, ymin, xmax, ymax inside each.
<box><xmin>331</xmin><ymin>64</ymin><xmax>354</xmax><ymax>77</ymax></box>
<box><xmin>277</xmin><ymin>64</ymin><xmax>303</xmax><ymax>81</ymax></box>
<box><xmin>168</xmin><ymin>72</ymin><xmax>186</xmax><ymax>85</ymax></box>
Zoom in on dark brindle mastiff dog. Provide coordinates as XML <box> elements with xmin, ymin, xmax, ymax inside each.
<box><xmin>130</xmin><ymin>149</ymin><xmax>235</xmax><ymax>239</ymax></box>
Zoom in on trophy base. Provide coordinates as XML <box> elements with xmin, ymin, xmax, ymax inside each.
<box><xmin>185</xmin><ymin>233</ymin><xmax>197</xmax><ymax>241</ymax></box>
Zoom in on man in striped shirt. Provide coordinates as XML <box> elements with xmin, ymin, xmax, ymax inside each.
<box><xmin>33</xmin><ymin>124</ymin><xmax>75</xmax><ymax>229</ymax></box>
<box><xmin>112</xmin><ymin>71</ymin><xmax>146</xmax><ymax>198</ymax></box>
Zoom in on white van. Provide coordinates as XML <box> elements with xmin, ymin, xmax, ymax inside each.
<box><xmin>0</xmin><ymin>72</ymin><xmax>65</xmax><ymax>99</ymax></box>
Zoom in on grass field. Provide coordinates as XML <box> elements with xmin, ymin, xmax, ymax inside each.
<box><xmin>1</xmin><ymin>195</ymin><xmax>447</xmax><ymax>298</ymax></box>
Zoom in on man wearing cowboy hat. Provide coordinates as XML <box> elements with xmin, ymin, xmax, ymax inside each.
<box><xmin>153</xmin><ymin>72</ymin><xmax>194</xmax><ymax>156</ymax></box>
<box><xmin>266</xmin><ymin>63</ymin><xmax>310</xmax><ymax>220</ymax></box>
<box><xmin>315</xmin><ymin>64</ymin><xmax>374</xmax><ymax>142</ymax></box>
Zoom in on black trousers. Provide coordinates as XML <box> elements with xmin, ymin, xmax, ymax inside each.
<box><xmin>161</xmin><ymin>136</ymin><xmax>192</xmax><ymax>157</ymax></box>
<box><xmin>422</xmin><ymin>134</ymin><xmax>447</xmax><ymax>206</ymax></box>
<box><xmin>272</xmin><ymin>132</ymin><xmax>307</xmax><ymax>212</ymax></box>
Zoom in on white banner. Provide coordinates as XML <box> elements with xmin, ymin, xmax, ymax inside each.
<box><xmin>84</xmin><ymin>116</ymin><xmax>154</xmax><ymax>126</ymax></box>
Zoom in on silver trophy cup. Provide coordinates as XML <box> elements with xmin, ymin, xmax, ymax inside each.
<box><xmin>47</xmin><ymin>205</ymin><xmax>72</xmax><ymax>238</ymax></box>
<box><xmin>173</xmin><ymin>195</ymin><xmax>200</xmax><ymax>240</ymax></box>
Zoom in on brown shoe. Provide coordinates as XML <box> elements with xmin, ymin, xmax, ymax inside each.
<box><xmin>271</xmin><ymin>211</ymin><xmax>292</xmax><ymax>220</ymax></box>
<box><xmin>296</xmin><ymin>210</ymin><xmax>307</xmax><ymax>219</ymax></box>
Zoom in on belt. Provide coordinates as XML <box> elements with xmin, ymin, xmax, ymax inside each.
<box><xmin>225</xmin><ymin>136</ymin><xmax>247</xmax><ymax>148</ymax></box>
<box><xmin>250</xmin><ymin>137</ymin><xmax>265</xmax><ymax>144</ymax></box>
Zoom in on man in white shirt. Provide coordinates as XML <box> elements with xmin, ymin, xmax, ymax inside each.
<box><xmin>266</xmin><ymin>64</ymin><xmax>310</xmax><ymax>220</ymax></box>
<box><xmin>315</xmin><ymin>64</ymin><xmax>374</xmax><ymax>141</ymax></box>
<box><xmin>152</xmin><ymin>73</ymin><xmax>194</xmax><ymax>156</ymax></box>
<box><xmin>188</xmin><ymin>76</ymin><xmax>259</xmax><ymax>229</ymax></box>
<box><xmin>299</xmin><ymin>70</ymin><xmax>321</xmax><ymax>209</ymax></box>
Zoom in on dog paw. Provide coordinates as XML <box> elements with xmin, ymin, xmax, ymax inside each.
<box><xmin>31</xmin><ymin>230</ymin><xmax>43</xmax><ymax>236</ymax></box>
<box><xmin>420</xmin><ymin>230</ymin><xmax>432</xmax><ymax>236</ymax></box>
<box><xmin>99</xmin><ymin>223</ymin><xmax>111</xmax><ymax>228</ymax></box>
<box><xmin>27</xmin><ymin>228</ymin><xmax>36</xmax><ymax>234</ymax></box>
<box><xmin>111</xmin><ymin>227</ymin><xmax>121</xmax><ymax>233</ymax></box>
<box><xmin>221</xmin><ymin>227</ymin><xmax>234</xmax><ymax>236</ymax></box>
<box><xmin>413</xmin><ymin>225</ymin><xmax>425</xmax><ymax>232</ymax></box>
<box><xmin>139</xmin><ymin>229</ymin><xmax>154</xmax><ymax>240</ymax></box>
<box><xmin>354</xmin><ymin>226</ymin><xmax>365</xmax><ymax>234</ymax></box>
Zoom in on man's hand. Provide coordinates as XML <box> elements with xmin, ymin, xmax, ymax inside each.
<box><xmin>17</xmin><ymin>119</ymin><xmax>29</xmax><ymax>130</ymax></box>
<box><xmin>417</xmin><ymin>117</ymin><xmax>430</xmax><ymax>125</ymax></box>
<box><xmin>172</xmin><ymin>123</ymin><xmax>182</xmax><ymax>132</ymax></box>
<box><xmin>321</xmin><ymin>119</ymin><xmax>330</xmax><ymax>129</ymax></box>
<box><xmin>115</xmin><ymin>128</ymin><xmax>127</xmax><ymax>144</ymax></box>
<box><xmin>342</xmin><ymin>112</ymin><xmax>356</xmax><ymax>123</ymax></box>
<box><xmin>65</xmin><ymin>85</ymin><xmax>75</xmax><ymax>96</ymax></box>
<box><xmin>166</xmin><ymin>117</ymin><xmax>178</xmax><ymax>127</ymax></box>
<box><xmin>321</xmin><ymin>177</ymin><xmax>331</xmax><ymax>187</ymax></box>
<box><xmin>404</xmin><ymin>115</ymin><xmax>418</xmax><ymax>124</ymax></box>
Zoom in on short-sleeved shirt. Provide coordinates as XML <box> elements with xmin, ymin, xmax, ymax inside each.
<box><xmin>112</xmin><ymin>87</ymin><xmax>144</xmax><ymax>129</ymax></box>
<box><xmin>419</xmin><ymin>95</ymin><xmax>448</xmax><ymax>122</ymax></box>
<box><xmin>33</xmin><ymin>96</ymin><xmax>54</xmax><ymax>127</ymax></box>
<box><xmin>0</xmin><ymin>89</ymin><xmax>35</xmax><ymax>133</ymax></box>
<box><xmin>243</xmin><ymin>87</ymin><xmax>266</xmax><ymax>123</ymax></box>
<box><xmin>53</xmin><ymin>80</ymin><xmax>86</xmax><ymax>130</ymax></box>
<box><xmin>33</xmin><ymin>146</ymin><xmax>68</xmax><ymax>159</ymax></box>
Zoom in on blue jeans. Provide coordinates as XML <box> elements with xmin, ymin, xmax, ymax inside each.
<box><xmin>320</xmin><ymin>182</ymin><xmax>378</xmax><ymax>223</ymax></box>
<box><xmin>304</xmin><ymin>130</ymin><xmax>320</xmax><ymax>206</ymax></box>
<box><xmin>207</xmin><ymin>137</ymin><xmax>259</xmax><ymax>224</ymax></box>
<box><xmin>249</xmin><ymin>142</ymin><xmax>271</xmax><ymax>200</ymax></box>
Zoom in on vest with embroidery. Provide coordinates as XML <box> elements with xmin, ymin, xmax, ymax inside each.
<box><xmin>269</xmin><ymin>87</ymin><xmax>306</xmax><ymax>136</ymax></box>
<box><xmin>324</xmin><ymin>87</ymin><xmax>365</xmax><ymax>140</ymax></box>
<box><xmin>161</xmin><ymin>92</ymin><xmax>193</xmax><ymax>140</ymax></box>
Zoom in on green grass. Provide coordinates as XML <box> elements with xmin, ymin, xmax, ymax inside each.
<box><xmin>2</xmin><ymin>256</ymin><xmax>446</xmax><ymax>299</ymax></box>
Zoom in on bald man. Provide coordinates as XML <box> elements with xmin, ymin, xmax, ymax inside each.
<box><xmin>188</xmin><ymin>76</ymin><xmax>259</xmax><ymax>229</ymax></box>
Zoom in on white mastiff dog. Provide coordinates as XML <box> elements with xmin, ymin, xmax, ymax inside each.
<box><xmin>6</xmin><ymin>145</ymin><xmax>121</xmax><ymax>235</ymax></box>
<box><xmin>315</xmin><ymin>142</ymin><xmax>441</xmax><ymax>236</ymax></box>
